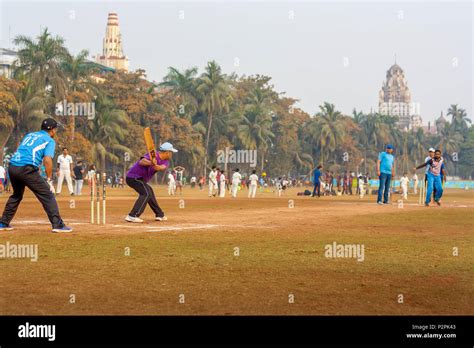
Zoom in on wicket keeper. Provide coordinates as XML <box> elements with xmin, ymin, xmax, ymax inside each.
<box><xmin>0</xmin><ymin>118</ymin><xmax>73</xmax><ymax>233</ymax></box>
<box><xmin>125</xmin><ymin>142</ymin><xmax>177</xmax><ymax>223</ymax></box>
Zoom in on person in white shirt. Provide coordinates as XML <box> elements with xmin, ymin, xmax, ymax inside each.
<box><xmin>87</xmin><ymin>164</ymin><xmax>96</xmax><ymax>182</ymax></box>
<box><xmin>400</xmin><ymin>173</ymin><xmax>409</xmax><ymax>200</ymax></box>
<box><xmin>56</xmin><ymin>147</ymin><xmax>74</xmax><ymax>195</ymax></box>
<box><xmin>248</xmin><ymin>170</ymin><xmax>259</xmax><ymax>198</ymax></box>
<box><xmin>358</xmin><ymin>174</ymin><xmax>365</xmax><ymax>199</ymax></box>
<box><xmin>0</xmin><ymin>165</ymin><xmax>6</xmax><ymax>193</ymax></box>
<box><xmin>231</xmin><ymin>168</ymin><xmax>242</xmax><ymax>198</ymax></box>
<box><xmin>208</xmin><ymin>166</ymin><xmax>218</xmax><ymax>197</ymax></box>
<box><xmin>276</xmin><ymin>177</ymin><xmax>283</xmax><ymax>197</ymax></box>
<box><xmin>167</xmin><ymin>170</ymin><xmax>176</xmax><ymax>195</ymax></box>
<box><xmin>219</xmin><ymin>169</ymin><xmax>226</xmax><ymax>198</ymax></box>
<box><xmin>190</xmin><ymin>176</ymin><xmax>197</xmax><ymax>189</ymax></box>
<box><xmin>282</xmin><ymin>177</ymin><xmax>289</xmax><ymax>195</ymax></box>
<box><xmin>412</xmin><ymin>173</ymin><xmax>419</xmax><ymax>194</ymax></box>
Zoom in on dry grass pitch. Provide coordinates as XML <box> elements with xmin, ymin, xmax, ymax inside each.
<box><xmin>0</xmin><ymin>186</ymin><xmax>473</xmax><ymax>315</ymax></box>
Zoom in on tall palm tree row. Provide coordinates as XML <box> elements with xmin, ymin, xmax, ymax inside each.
<box><xmin>1</xmin><ymin>27</ymin><xmax>472</xmax><ymax>178</ymax></box>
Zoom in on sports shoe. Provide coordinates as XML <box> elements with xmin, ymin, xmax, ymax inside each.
<box><xmin>0</xmin><ymin>222</ymin><xmax>13</xmax><ymax>231</ymax></box>
<box><xmin>155</xmin><ymin>216</ymin><xmax>168</xmax><ymax>221</ymax></box>
<box><xmin>383</xmin><ymin>202</ymin><xmax>390</xmax><ymax>205</ymax></box>
<box><xmin>434</xmin><ymin>199</ymin><xmax>441</xmax><ymax>206</ymax></box>
<box><xmin>377</xmin><ymin>201</ymin><xmax>383</xmax><ymax>205</ymax></box>
<box><xmin>125</xmin><ymin>215</ymin><xmax>143</xmax><ymax>223</ymax></box>
<box><xmin>424</xmin><ymin>203</ymin><xmax>430</xmax><ymax>207</ymax></box>
<box><xmin>52</xmin><ymin>226</ymin><xmax>73</xmax><ymax>233</ymax></box>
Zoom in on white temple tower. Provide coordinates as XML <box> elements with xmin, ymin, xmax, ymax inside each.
<box><xmin>96</xmin><ymin>13</ymin><xmax>129</xmax><ymax>71</ymax></box>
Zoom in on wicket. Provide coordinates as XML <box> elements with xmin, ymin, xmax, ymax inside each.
<box><xmin>418</xmin><ymin>178</ymin><xmax>426</xmax><ymax>206</ymax></box>
<box><xmin>90</xmin><ymin>173</ymin><xmax>106</xmax><ymax>224</ymax></box>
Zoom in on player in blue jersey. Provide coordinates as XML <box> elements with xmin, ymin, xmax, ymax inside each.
<box><xmin>0</xmin><ymin>118</ymin><xmax>72</xmax><ymax>233</ymax></box>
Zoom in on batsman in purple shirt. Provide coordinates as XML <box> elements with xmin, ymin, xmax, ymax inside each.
<box><xmin>125</xmin><ymin>142</ymin><xmax>178</xmax><ymax>223</ymax></box>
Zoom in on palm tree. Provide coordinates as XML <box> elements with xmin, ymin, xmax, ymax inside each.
<box><xmin>437</xmin><ymin>122</ymin><xmax>464</xmax><ymax>175</ymax></box>
<box><xmin>237</xmin><ymin>86</ymin><xmax>275</xmax><ymax>171</ymax></box>
<box><xmin>309</xmin><ymin>102</ymin><xmax>346</xmax><ymax>165</ymax></box>
<box><xmin>448</xmin><ymin>104</ymin><xmax>471</xmax><ymax>136</ymax></box>
<box><xmin>160</xmin><ymin>67</ymin><xmax>198</xmax><ymax>120</ymax></box>
<box><xmin>409</xmin><ymin>127</ymin><xmax>426</xmax><ymax>163</ymax></box>
<box><xmin>196</xmin><ymin>61</ymin><xmax>233</xmax><ymax>175</ymax></box>
<box><xmin>84</xmin><ymin>96</ymin><xmax>132</xmax><ymax>172</ymax></box>
<box><xmin>13</xmin><ymin>28</ymin><xmax>69</xmax><ymax>103</ymax></box>
<box><xmin>61</xmin><ymin>49</ymin><xmax>98</xmax><ymax>139</ymax></box>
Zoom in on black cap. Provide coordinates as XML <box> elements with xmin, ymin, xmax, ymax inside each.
<box><xmin>41</xmin><ymin>118</ymin><xmax>58</xmax><ymax>131</ymax></box>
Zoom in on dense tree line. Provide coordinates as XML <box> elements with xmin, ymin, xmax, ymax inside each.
<box><xmin>0</xmin><ymin>29</ymin><xmax>472</xmax><ymax>179</ymax></box>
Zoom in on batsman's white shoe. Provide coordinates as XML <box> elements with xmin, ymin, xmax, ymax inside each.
<box><xmin>155</xmin><ymin>216</ymin><xmax>168</xmax><ymax>221</ymax></box>
<box><xmin>52</xmin><ymin>226</ymin><xmax>73</xmax><ymax>233</ymax></box>
<box><xmin>125</xmin><ymin>215</ymin><xmax>143</xmax><ymax>223</ymax></box>
<box><xmin>0</xmin><ymin>222</ymin><xmax>14</xmax><ymax>231</ymax></box>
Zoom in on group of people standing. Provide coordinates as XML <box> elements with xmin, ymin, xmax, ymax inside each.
<box><xmin>207</xmin><ymin>167</ymin><xmax>259</xmax><ymax>198</ymax></box>
<box><xmin>308</xmin><ymin>144</ymin><xmax>447</xmax><ymax>207</ymax></box>
<box><xmin>376</xmin><ymin>144</ymin><xmax>446</xmax><ymax>206</ymax></box>
<box><xmin>310</xmin><ymin>166</ymin><xmax>370</xmax><ymax>198</ymax></box>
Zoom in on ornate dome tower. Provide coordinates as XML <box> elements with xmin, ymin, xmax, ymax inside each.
<box><xmin>378</xmin><ymin>61</ymin><xmax>422</xmax><ymax>130</ymax></box>
<box><xmin>95</xmin><ymin>13</ymin><xmax>129</xmax><ymax>71</ymax></box>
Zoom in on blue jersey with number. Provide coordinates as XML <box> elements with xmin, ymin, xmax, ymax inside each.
<box><xmin>10</xmin><ymin>130</ymin><xmax>56</xmax><ymax>167</ymax></box>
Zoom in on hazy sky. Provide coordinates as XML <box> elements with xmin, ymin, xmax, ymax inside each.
<box><xmin>1</xmin><ymin>0</ymin><xmax>472</xmax><ymax>123</ymax></box>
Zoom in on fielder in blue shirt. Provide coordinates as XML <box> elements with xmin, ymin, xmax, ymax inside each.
<box><xmin>312</xmin><ymin>165</ymin><xmax>323</xmax><ymax>197</ymax></box>
<box><xmin>376</xmin><ymin>144</ymin><xmax>395</xmax><ymax>205</ymax></box>
<box><xmin>0</xmin><ymin>118</ymin><xmax>72</xmax><ymax>233</ymax></box>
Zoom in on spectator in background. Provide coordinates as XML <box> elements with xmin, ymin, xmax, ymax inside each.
<box><xmin>56</xmin><ymin>147</ymin><xmax>74</xmax><ymax>196</ymax></box>
<box><xmin>248</xmin><ymin>169</ymin><xmax>259</xmax><ymax>198</ymax></box>
<box><xmin>167</xmin><ymin>170</ymin><xmax>176</xmax><ymax>196</ymax></box>
<box><xmin>219</xmin><ymin>169</ymin><xmax>227</xmax><ymax>198</ymax></box>
<box><xmin>412</xmin><ymin>172</ymin><xmax>419</xmax><ymax>194</ymax></box>
<box><xmin>312</xmin><ymin>165</ymin><xmax>323</xmax><ymax>198</ymax></box>
<box><xmin>175</xmin><ymin>166</ymin><xmax>185</xmax><ymax>195</ymax></box>
<box><xmin>73</xmin><ymin>160</ymin><xmax>85</xmax><ymax>195</ymax></box>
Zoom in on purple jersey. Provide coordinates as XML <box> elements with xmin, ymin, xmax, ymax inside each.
<box><xmin>126</xmin><ymin>153</ymin><xmax>169</xmax><ymax>183</ymax></box>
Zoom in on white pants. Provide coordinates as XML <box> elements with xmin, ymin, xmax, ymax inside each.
<box><xmin>231</xmin><ymin>183</ymin><xmax>239</xmax><ymax>198</ymax></box>
<box><xmin>209</xmin><ymin>181</ymin><xmax>218</xmax><ymax>196</ymax></box>
<box><xmin>57</xmin><ymin>170</ymin><xmax>73</xmax><ymax>194</ymax></box>
<box><xmin>359</xmin><ymin>183</ymin><xmax>365</xmax><ymax>198</ymax></box>
<box><xmin>168</xmin><ymin>182</ymin><xmax>176</xmax><ymax>195</ymax></box>
<box><xmin>74</xmin><ymin>179</ymin><xmax>83</xmax><ymax>195</ymax></box>
<box><xmin>219</xmin><ymin>182</ymin><xmax>226</xmax><ymax>197</ymax></box>
<box><xmin>248</xmin><ymin>184</ymin><xmax>257</xmax><ymax>198</ymax></box>
<box><xmin>402</xmin><ymin>185</ymin><xmax>408</xmax><ymax>199</ymax></box>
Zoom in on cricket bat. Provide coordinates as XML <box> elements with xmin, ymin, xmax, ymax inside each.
<box><xmin>144</xmin><ymin>127</ymin><xmax>157</xmax><ymax>163</ymax></box>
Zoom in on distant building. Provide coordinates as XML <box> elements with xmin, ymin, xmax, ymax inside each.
<box><xmin>435</xmin><ymin>111</ymin><xmax>447</xmax><ymax>133</ymax></box>
<box><xmin>0</xmin><ymin>48</ymin><xmax>19</xmax><ymax>78</ymax></box>
<box><xmin>378</xmin><ymin>63</ymin><xmax>422</xmax><ymax>131</ymax></box>
<box><xmin>95</xmin><ymin>13</ymin><xmax>129</xmax><ymax>71</ymax></box>
<box><xmin>422</xmin><ymin>121</ymin><xmax>437</xmax><ymax>135</ymax></box>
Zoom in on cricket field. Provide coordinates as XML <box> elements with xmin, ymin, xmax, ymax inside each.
<box><xmin>0</xmin><ymin>186</ymin><xmax>472</xmax><ymax>315</ymax></box>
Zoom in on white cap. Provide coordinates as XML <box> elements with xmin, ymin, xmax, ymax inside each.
<box><xmin>428</xmin><ymin>147</ymin><xmax>435</xmax><ymax>152</ymax></box>
<box><xmin>159</xmin><ymin>142</ymin><xmax>178</xmax><ymax>153</ymax></box>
